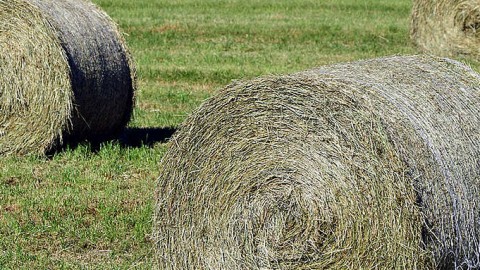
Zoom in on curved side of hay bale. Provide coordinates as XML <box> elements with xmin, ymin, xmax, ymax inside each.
<box><xmin>0</xmin><ymin>0</ymin><xmax>135</xmax><ymax>155</ymax></box>
<box><xmin>153</xmin><ymin>55</ymin><xmax>480</xmax><ymax>269</ymax></box>
<box><xmin>411</xmin><ymin>0</ymin><xmax>480</xmax><ymax>58</ymax></box>
<box><xmin>29</xmin><ymin>0</ymin><xmax>136</xmax><ymax>142</ymax></box>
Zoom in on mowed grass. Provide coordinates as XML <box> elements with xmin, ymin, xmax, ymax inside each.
<box><xmin>0</xmin><ymin>0</ymin><xmax>464</xmax><ymax>268</ymax></box>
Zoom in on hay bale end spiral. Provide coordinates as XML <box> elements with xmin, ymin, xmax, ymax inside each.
<box><xmin>0</xmin><ymin>0</ymin><xmax>135</xmax><ymax>155</ymax></box>
<box><xmin>154</xmin><ymin>55</ymin><xmax>480</xmax><ymax>269</ymax></box>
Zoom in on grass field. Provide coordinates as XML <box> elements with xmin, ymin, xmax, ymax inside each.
<box><xmin>0</xmin><ymin>0</ymin><xmax>475</xmax><ymax>268</ymax></box>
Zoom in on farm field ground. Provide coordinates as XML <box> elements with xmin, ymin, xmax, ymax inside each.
<box><xmin>1</xmin><ymin>0</ymin><xmax>477</xmax><ymax>268</ymax></box>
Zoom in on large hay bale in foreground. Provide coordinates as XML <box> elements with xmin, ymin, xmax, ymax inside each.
<box><xmin>154</xmin><ymin>55</ymin><xmax>480</xmax><ymax>269</ymax></box>
<box><xmin>0</xmin><ymin>0</ymin><xmax>135</xmax><ymax>155</ymax></box>
<box><xmin>411</xmin><ymin>0</ymin><xmax>480</xmax><ymax>58</ymax></box>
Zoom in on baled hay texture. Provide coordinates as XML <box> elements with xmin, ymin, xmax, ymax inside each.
<box><xmin>154</xmin><ymin>55</ymin><xmax>480</xmax><ymax>269</ymax></box>
<box><xmin>0</xmin><ymin>0</ymin><xmax>135</xmax><ymax>155</ymax></box>
<box><xmin>411</xmin><ymin>0</ymin><xmax>480</xmax><ymax>58</ymax></box>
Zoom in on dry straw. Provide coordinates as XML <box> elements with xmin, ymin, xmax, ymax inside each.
<box><xmin>154</xmin><ymin>55</ymin><xmax>480</xmax><ymax>269</ymax></box>
<box><xmin>0</xmin><ymin>0</ymin><xmax>135</xmax><ymax>155</ymax></box>
<box><xmin>411</xmin><ymin>0</ymin><xmax>480</xmax><ymax>58</ymax></box>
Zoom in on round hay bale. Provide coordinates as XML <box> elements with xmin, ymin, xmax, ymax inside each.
<box><xmin>411</xmin><ymin>0</ymin><xmax>480</xmax><ymax>58</ymax></box>
<box><xmin>153</xmin><ymin>55</ymin><xmax>480</xmax><ymax>269</ymax></box>
<box><xmin>0</xmin><ymin>0</ymin><xmax>135</xmax><ymax>155</ymax></box>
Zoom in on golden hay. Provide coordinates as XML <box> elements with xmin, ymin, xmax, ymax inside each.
<box><xmin>154</xmin><ymin>55</ymin><xmax>480</xmax><ymax>269</ymax></box>
<box><xmin>411</xmin><ymin>0</ymin><xmax>480</xmax><ymax>58</ymax></box>
<box><xmin>0</xmin><ymin>0</ymin><xmax>135</xmax><ymax>155</ymax></box>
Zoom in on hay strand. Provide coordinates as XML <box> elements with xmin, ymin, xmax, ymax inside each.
<box><xmin>154</xmin><ymin>55</ymin><xmax>480</xmax><ymax>269</ymax></box>
<box><xmin>0</xmin><ymin>0</ymin><xmax>135</xmax><ymax>155</ymax></box>
<box><xmin>411</xmin><ymin>0</ymin><xmax>480</xmax><ymax>58</ymax></box>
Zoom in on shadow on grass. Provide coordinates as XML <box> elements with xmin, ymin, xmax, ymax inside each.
<box><xmin>47</xmin><ymin>127</ymin><xmax>176</xmax><ymax>156</ymax></box>
<box><xmin>119</xmin><ymin>127</ymin><xmax>176</xmax><ymax>148</ymax></box>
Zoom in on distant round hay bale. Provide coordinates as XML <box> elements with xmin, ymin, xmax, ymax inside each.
<box><xmin>153</xmin><ymin>55</ymin><xmax>480</xmax><ymax>269</ymax></box>
<box><xmin>0</xmin><ymin>0</ymin><xmax>135</xmax><ymax>155</ymax></box>
<box><xmin>411</xmin><ymin>0</ymin><xmax>480</xmax><ymax>58</ymax></box>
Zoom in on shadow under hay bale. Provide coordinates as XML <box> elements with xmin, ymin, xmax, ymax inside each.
<box><xmin>119</xmin><ymin>127</ymin><xmax>176</xmax><ymax>148</ymax></box>
<box><xmin>154</xmin><ymin>55</ymin><xmax>480</xmax><ymax>269</ymax></box>
<box><xmin>411</xmin><ymin>0</ymin><xmax>480</xmax><ymax>58</ymax></box>
<box><xmin>0</xmin><ymin>0</ymin><xmax>135</xmax><ymax>156</ymax></box>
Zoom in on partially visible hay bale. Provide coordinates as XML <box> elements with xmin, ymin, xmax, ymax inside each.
<box><xmin>411</xmin><ymin>0</ymin><xmax>480</xmax><ymax>58</ymax></box>
<box><xmin>153</xmin><ymin>55</ymin><xmax>480</xmax><ymax>269</ymax></box>
<box><xmin>0</xmin><ymin>0</ymin><xmax>135</xmax><ymax>155</ymax></box>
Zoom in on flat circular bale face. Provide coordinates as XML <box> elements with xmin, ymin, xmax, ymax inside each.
<box><xmin>0</xmin><ymin>0</ymin><xmax>72</xmax><ymax>155</ymax></box>
<box><xmin>0</xmin><ymin>0</ymin><xmax>135</xmax><ymax>156</ymax></box>
<box><xmin>153</xmin><ymin>75</ymin><xmax>428</xmax><ymax>269</ymax></box>
<box><xmin>154</xmin><ymin>55</ymin><xmax>480</xmax><ymax>269</ymax></box>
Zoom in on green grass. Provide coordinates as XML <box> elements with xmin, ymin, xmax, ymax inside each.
<box><xmin>0</xmin><ymin>0</ymin><xmax>473</xmax><ymax>268</ymax></box>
